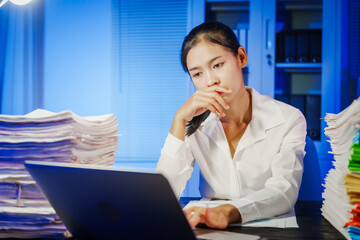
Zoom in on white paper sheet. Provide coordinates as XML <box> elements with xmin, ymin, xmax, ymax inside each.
<box><xmin>232</xmin><ymin>208</ymin><xmax>298</xmax><ymax>228</ymax></box>
<box><xmin>195</xmin><ymin>228</ymin><xmax>260</xmax><ymax>240</ymax></box>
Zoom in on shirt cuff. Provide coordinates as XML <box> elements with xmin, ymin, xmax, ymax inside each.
<box><xmin>162</xmin><ymin>133</ymin><xmax>189</xmax><ymax>157</ymax></box>
<box><xmin>230</xmin><ymin>198</ymin><xmax>260</xmax><ymax>224</ymax></box>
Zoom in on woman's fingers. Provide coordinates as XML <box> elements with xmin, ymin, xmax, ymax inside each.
<box><xmin>194</xmin><ymin>103</ymin><xmax>218</xmax><ymax>117</ymax></box>
<box><xmin>184</xmin><ymin>206</ymin><xmax>227</xmax><ymax>229</ymax></box>
<box><xmin>188</xmin><ymin>212</ymin><xmax>201</xmax><ymax>228</ymax></box>
<box><xmin>175</xmin><ymin>86</ymin><xmax>231</xmax><ymax>123</ymax></box>
<box><xmin>184</xmin><ymin>205</ymin><xmax>239</xmax><ymax>230</ymax></box>
<box><xmin>183</xmin><ymin>206</ymin><xmax>206</xmax><ymax>228</ymax></box>
<box><xmin>183</xmin><ymin>207</ymin><xmax>196</xmax><ymax>218</ymax></box>
<box><xmin>193</xmin><ymin>95</ymin><xmax>225</xmax><ymax>117</ymax></box>
<box><xmin>196</xmin><ymin>86</ymin><xmax>231</xmax><ymax>113</ymax></box>
<box><xmin>198</xmin><ymin>91</ymin><xmax>229</xmax><ymax>113</ymax></box>
<box><xmin>206</xmin><ymin>85</ymin><xmax>232</xmax><ymax>95</ymax></box>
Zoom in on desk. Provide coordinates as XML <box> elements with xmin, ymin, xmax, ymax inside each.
<box><xmin>1</xmin><ymin>199</ymin><xmax>346</xmax><ymax>239</ymax></box>
<box><xmin>180</xmin><ymin>198</ymin><xmax>346</xmax><ymax>240</ymax></box>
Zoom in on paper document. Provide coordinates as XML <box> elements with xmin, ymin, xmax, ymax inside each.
<box><xmin>184</xmin><ymin>200</ymin><xmax>298</xmax><ymax>228</ymax></box>
<box><xmin>195</xmin><ymin>228</ymin><xmax>259</xmax><ymax>240</ymax></box>
<box><xmin>321</xmin><ymin>98</ymin><xmax>360</xmax><ymax>240</ymax></box>
<box><xmin>0</xmin><ymin>109</ymin><xmax>119</xmax><ymax>239</ymax></box>
<box><xmin>232</xmin><ymin>208</ymin><xmax>298</xmax><ymax>228</ymax></box>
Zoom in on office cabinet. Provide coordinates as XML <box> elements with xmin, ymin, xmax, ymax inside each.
<box><xmin>274</xmin><ymin>1</ymin><xmax>322</xmax><ymax>141</ymax></box>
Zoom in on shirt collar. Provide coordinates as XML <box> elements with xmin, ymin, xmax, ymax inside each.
<box><xmin>247</xmin><ymin>87</ymin><xmax>285</xmax><ymax>141</ymax></box>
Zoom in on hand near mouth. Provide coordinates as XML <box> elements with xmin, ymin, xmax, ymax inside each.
<box><xmin>170</xmin><ymin>85</ymin><xmax>231</xmax><ymax>140</ymax></box>
<box><xmin>180</xmin><ymin>85</ymin><xmax>231</xmax><ymax>121</ymax></box>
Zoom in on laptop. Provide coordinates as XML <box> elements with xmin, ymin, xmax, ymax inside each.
<box><xmin>24</xmin><ymin>161</ymin><xmax>259</xmax><ymax>240</ymax></box>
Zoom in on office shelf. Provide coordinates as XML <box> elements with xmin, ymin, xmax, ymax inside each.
<box><xmin>206</xmin><ymin>0</ymin><xmax>248</xmax><ymax>3</ymax></box>
<box><xmin>275</xmin><ymin>63</ymin><xmax>322</xmax><ymax>73</ymax></box>
<box><xmin>276</xmin><ymin>63</ymin><xmax>321</xmax><ymax>68</ymax></box>
<box><xmin>277</xmin><ymin>0</ymin><xmax>322</xmax><ymax>11</ymax></box>
<box><xmin>275</xmin><ymin>90</ymin><xmax>322</xmax><ymax>95</ymax></box>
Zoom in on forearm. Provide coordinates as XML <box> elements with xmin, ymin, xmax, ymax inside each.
<box><xmin>156</xmin><ymin>133</ymin><xmax>195</xmax><ymax>199</ymax></box>
<box><xmin>169</xmin><ymin>115</ymin><xmax>187</xmax><ymax>141</ymax></box>
<box><xmin>230</xmin><ymin>170</ymin><xmax>301</xmax><ymax>223</ymax></box>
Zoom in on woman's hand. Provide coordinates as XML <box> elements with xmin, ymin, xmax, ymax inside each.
<box><xmin>170</xmin><ymin>86</ymin><xmax>231</xmax><ymax>140</ymax></box>
<box><xmin>176</xmin><ymin>86</ymin><xmax>231</xmax><ymax>122</ymax></box>
<box><xmin>183</xmin><ymin>204</ymin><xmax>241</xmax><ymax>229</ymax></box>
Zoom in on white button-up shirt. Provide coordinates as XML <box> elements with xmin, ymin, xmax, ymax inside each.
<box><xmin>156</xmin><ymin>87</ymin><xmax>306</xmax><ymax>223</ymax></box>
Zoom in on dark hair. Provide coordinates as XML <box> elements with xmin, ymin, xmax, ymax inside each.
<box><xmin>181</xmin><ymin>21</ymin><xmax>241</xmax><ymax>136</ymax></box>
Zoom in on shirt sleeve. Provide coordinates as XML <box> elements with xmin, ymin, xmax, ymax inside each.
<box><xmin>156</xmin><ymin>133</ymin><xmax>195</xmax><ymax>199</ymax></box>
<box><xmin>230</xmin><ymin>109</ymin><xmax>306</xmax><ymax>224</ymax></box>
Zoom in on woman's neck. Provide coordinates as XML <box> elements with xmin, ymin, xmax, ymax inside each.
<box><xmin>221</xmin><ymin>87</ymin><xmax>252</xmax><ymax>125</ymax></box>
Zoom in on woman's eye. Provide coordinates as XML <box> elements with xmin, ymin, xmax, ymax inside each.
<box><xmin>213</xmin><ymin>63</ymin><xmax>223</xmax><ymax>69</ymax></box>
<box><xmin>193</xmin><ymin>72</ymin><xmax>202</xmax><ymax>78</ymax></box>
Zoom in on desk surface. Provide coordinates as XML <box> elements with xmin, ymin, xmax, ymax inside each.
<box><xmin>1</xmin><ymin>200</ymin><xmax>346</xmax><ymax>239</ymax></box>
<box><xmin>180</xmin><ymin>198</ymin><xmax>346</xmax><ymax>240</ymax></box>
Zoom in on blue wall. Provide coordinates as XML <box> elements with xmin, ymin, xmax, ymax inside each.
<box><xmin>43</xmin><ymin>0</ymin><xmax>112</xmax><ymax>116</ymax></box>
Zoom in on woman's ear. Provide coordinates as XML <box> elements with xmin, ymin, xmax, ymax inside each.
<box><xmin>237</xmin><ymin>46</ymin><xmax>248</xmax><ymax>68</ymax></box>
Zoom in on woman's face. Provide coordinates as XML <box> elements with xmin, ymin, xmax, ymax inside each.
<box><xmin>186</xmin><ymin>39</ymin><xmax>247</xmax><ymax>104</ymax></box>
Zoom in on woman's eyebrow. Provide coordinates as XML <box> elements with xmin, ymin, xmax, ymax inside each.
<box><xmin>188</xmin><ymin>66</ymin><xmax>199</xmax><ymax>72</ymax></box>
<box><xmin>189</xmin><ymin>56</ymin><xmax>222</xmax><ymax>72</ymax></box>
<box><xmin>209</xmin><ymin>56</ymin><xmax>222</xmax><ymax>64</ymax></box>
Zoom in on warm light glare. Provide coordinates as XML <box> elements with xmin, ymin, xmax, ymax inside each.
<box><xmin>0</xmin><ymin>0</ymin><xmax>33</xmax><ymax>7</ymax></box>
<box><xmin>10</xmin><ymin>0</ymin><xmax>32</xmax><ymax>5</ymax></box>
<box><xmin>0</xmin><ymin>0</ymin><xmax>9</xmax><ymax>8</ymax></box>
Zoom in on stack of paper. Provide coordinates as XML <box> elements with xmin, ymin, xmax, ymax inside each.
<box><xmin>0</xmin><ymin>109</ymin><xmax>118</xmax><ymax>238</ymax></box>
<box><xmin>321</xmin><ymin>98</ymin><xmax>360</xmax><ymax>240</ymax></box>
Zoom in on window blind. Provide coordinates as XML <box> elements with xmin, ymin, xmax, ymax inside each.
<box><xmin>112</xmin><ymin>0</ymin><xmax>188</xmax><ymax>164</ymax></box>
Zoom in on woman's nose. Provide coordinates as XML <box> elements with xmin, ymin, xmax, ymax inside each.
<box><xmin>207</xmin><ymin>73</ymin><xmax>220</xmax><ymax>87</ymax></box>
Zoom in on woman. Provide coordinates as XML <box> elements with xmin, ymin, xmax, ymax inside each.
<box><xmin>156</xmin><ymin>22</ymin><xmax>306</xmax><ymax>229</ymax></box>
